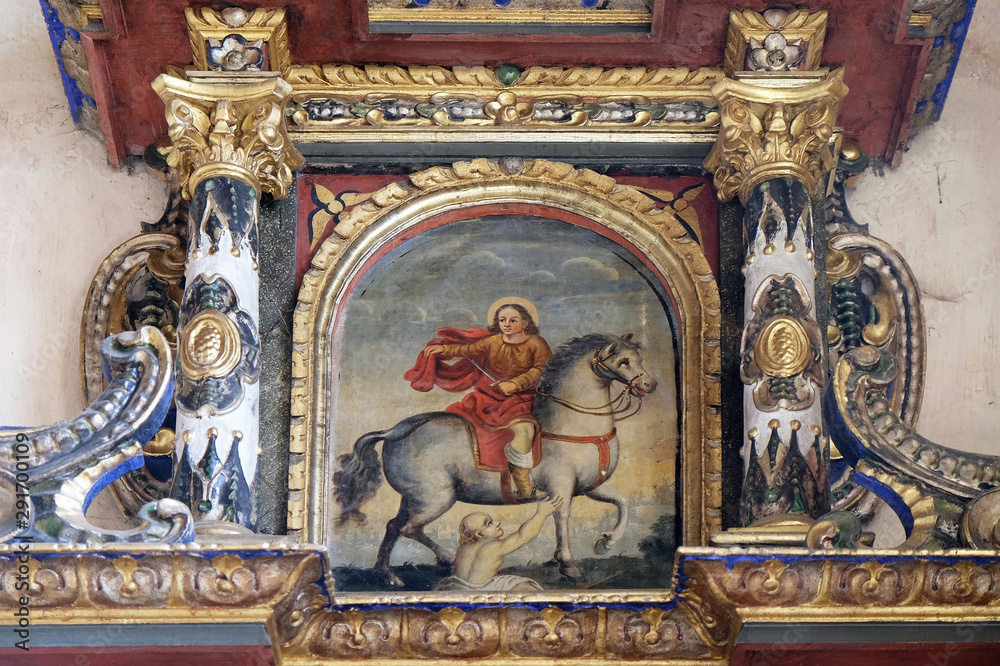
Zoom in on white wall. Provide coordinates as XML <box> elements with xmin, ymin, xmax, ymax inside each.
<box><xmin>850</xmin><ymin>3</ymin><xmax>1000</xmax><ymax>454</ymax></box>
<box><xmin>0</xmin><ymin>0</ymin><xmax>167</xmax><ymax>425</ymax></box>
<box><xmin>0</xmin><ymin>0</ymin><xmax>997</xmax><ymax>457</ymax></box>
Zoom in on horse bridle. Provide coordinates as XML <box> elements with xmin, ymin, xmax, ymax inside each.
<box><xmin>591</xmin><ymin>345</ymin><xmax>651</xmax><ymax>395</ymax></box>
<box><xmin>533</xmin><ymin>345</ymin><xmax>647</xmax><ymax>418</ymax></box>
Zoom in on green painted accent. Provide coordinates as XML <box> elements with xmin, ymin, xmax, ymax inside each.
<box><xmin>36</xmin><ymin>516</ymin><xmax>63</xmax><ymax>538</ymax></box>
<box><xmin>351</xmin><ymin>102</ymin><xmax>375</xmax><ymax>118</ymax></box>
<box><xmin>635</xmin><ymin>103</ymin><xmax>667</xmax><ymax>120</ymax></box>
<box><xmin>198</xmin><ymin>500</ymin><xmax>212</xmax><ymax>512</ymax></box>
<box><xmin>204</xmin><ymin>180</ymin><xmax>215</xmax><ymax>191</ymax></box>
<box><xmin>496</xmin><ymin>65</ymin><xmax>521</xmax><ymax>86</ymax></box>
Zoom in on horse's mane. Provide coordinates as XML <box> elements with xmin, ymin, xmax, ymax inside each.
<box><xmin>537</xmin><ymin>333</ymin><xmax>641</xmax><ymax>394</ymax></box>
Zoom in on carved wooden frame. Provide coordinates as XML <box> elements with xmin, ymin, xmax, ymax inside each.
<box><xmin>287</xmin><ymin>159</ymin><xmax>722</xmax><ymax>588</ymax></box>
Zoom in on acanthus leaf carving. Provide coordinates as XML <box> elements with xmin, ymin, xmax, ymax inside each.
<box><xmin>153</xmin><ymin>73</ymin><xmax>305</xmax><ymax>200</ymax></box>
<box><xmin>704</xmin><ymin>68</ymin><xmax>848</xmax><ymax>203</ymax></box>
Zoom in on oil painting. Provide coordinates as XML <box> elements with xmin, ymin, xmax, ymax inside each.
<box><xmin>325</xmin><ymin>212</ymin><xmax>682</xmax><ymax>593</ymax></box>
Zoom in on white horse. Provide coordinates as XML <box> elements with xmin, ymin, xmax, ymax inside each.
<box><xmin>334</xmin><ymin>333</ymin><xmax>656</xmax><ymax>584</ymax></box>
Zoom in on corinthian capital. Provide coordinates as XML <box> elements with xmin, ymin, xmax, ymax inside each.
<box><xmin>152</xmin><ymin>72</ymin><xmax>305</xmax><ymax>200</ymax></box>
<box><xmin>704</xmin><ymin>68</ymin><xmax>848</xmax><ymax>204</ymax></box>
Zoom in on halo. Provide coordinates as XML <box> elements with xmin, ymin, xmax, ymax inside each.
<box><xmin>487</xmin><ymin>297</ymin><xmax>540</xmax><ymax>327</ymax></box>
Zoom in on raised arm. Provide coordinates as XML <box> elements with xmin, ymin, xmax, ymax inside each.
<box><xmin>491</xmin><ymin>497</ymin><xmax>562</xmax><ymax>556</ymax></box>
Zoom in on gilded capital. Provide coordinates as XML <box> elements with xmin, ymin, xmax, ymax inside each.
<box><xmin>152</xmin><ymin>72</ymin><xmax>305</xmax><ymax>200</ymax></box>
<box><xmin>704</xmin><ymin>68</ymin><xmax>848</xmax><ymax>204</ymax></box>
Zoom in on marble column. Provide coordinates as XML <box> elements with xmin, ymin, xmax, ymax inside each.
<box><xmin>152</xmin><ymin>72</ymin><xmax>304</xmax><ymax>528</ymax></box>
<box><xmin>705</xmin><ymin>70</ymin><xmax>848</xmax><ymax>526</ymax></box>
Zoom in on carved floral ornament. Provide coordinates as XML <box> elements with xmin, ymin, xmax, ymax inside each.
<box><xmin>151</xmin><ymin>72</ymin><xmax>304</xmax><ymax>200</ymax></box>
<box><xmin>5</xmin><ymin>547</ymin><xmax>1000</xmax><ymax>661</ymax></box>
<box><xmin>283</xmin><ymin>64</ymin><xmax>724</xmax><ymax>131</ymax></box>
<box><xmin>704</xmin><ymin>68</ymin><xmax>848</xmax><ymax>203</ymax></box>
<box><xmin>724</xmin><ymin>8</ymin><xmax>828</xmax><ymax>75</ymax></box>
<box><xmin>185</xmin><ymin>6</ymin><xmax>291</xmax><ymax>73</ymax></box>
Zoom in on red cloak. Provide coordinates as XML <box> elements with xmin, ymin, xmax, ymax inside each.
<box><xmin>404</xmin><ymin>327</ymin><xmax>541</xmax><ymax>472</ymax></box>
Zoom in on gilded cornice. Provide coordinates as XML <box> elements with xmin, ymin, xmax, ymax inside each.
<box><xmin>284</xmin><ymin>65</ymin><xmax>724</xmax><ymax>132</ymax></box>
<box><xmin>703</xmin><ymin>69</ymin><xmax>848</xmax><ymax>203</ymax></box>
<box><xmin>151</xmin><ymin>72</ymin><xmax>305</xmax><ymax>200</ymax></box>
<box><xmin>8</xmin><ymin>547</ymin><xmax>1000</xmax><ymax>661</ymax></box>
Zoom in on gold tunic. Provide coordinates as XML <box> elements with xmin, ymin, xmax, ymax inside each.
<box><xmin>441</xmin><ymin>334</ymin><xmax>552</xmax><ymax>392</ymax></box>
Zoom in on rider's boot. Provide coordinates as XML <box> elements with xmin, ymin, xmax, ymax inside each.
<box><xmin>505</xmin><ymin>424</ymin><xmax>548</xmax><ymax>502</ymax></box>
<box><xmin>508</xmin><ymin>463</ymin><xmax>548</xmax><ymax>502</ymax></box>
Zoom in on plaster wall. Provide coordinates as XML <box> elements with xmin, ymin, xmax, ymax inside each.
<box><xmin>0</xmin><ymin>0</ymin><xmax>997</xmax><ymax>460</ymax></box>
<box><xmin>0</xmin><ymin>0</ymin><xmax>168</xmax><ymax>426</ymax></box>
<box><xmin>849</xmin><ymin>4</ymin><xmax>1000</xmax><ymax>455</ymax></box>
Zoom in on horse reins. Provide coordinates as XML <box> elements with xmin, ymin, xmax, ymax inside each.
<box><xmin>533</xmin><ymin>345</ymin><xmax>648</xmax><ymax>419</ymax></box>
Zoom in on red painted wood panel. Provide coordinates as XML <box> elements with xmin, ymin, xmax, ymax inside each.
<box><xmin>88</xmin><ymin>0</ymin><xmax>923</xmax><ymax>169</ymax></box>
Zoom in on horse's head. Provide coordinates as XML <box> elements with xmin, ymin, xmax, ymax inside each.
<box><xmin>592</xmin><ymin>334</ymin><xmax>657</xmax><ymax>396</ymax></box>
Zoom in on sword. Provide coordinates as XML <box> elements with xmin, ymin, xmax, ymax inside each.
<box><xmin>465</xmin><ymin>357</ymin><xmax>501</xmax><ymax>384</ymax></box>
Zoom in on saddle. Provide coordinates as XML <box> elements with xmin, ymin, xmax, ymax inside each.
<box><xmin>455</xmin><ymin>414</ymin><xmax>543</xmax><ymax>504</ymax></box>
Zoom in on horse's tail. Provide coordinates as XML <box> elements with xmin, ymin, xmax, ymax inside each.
<box><xmin>333</xmin><ymin>412</ymin><xmax>452</xmax><ymax>524</ymax></box>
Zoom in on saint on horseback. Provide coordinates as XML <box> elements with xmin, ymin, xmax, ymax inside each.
<box><xmin>404</xmin><ymin>297</ymin><xmax>552</xmax><ymax>502</ymax></box>
<box><xmin>334</xmin><ymin>296</ymin><xmax>657</xmax><ymax>584</ymax></box>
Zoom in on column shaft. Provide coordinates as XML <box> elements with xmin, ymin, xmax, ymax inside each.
<box><xmin>153</xmin><ymin>73</ymin><xmax>304</xmax><ymax>528</ymax></box>
<box><xmin>174</xmin><ymin>176</ymin><xmax>262</xmax><ymax>526</ymax></box>
<box><xmin>704</xmin><ymin>69</ymin><xmax>848</xmax><ymax>528</ymax></box>
<box><xmin>739</xmin><ymin>178</ymin><xmax>827</xmax><ymax>524</ymax></box>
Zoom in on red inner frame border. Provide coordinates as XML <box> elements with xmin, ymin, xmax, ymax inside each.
<box><xmin>295</xmin><ymin>172</ymin><xmax>720</xmax><ymax>291</ymax></box>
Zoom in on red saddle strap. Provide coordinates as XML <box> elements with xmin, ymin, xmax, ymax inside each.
<box><xmin>539</xmin><ymin>428</ymin><xmax>616</xmax><ymax>492</ymax></box>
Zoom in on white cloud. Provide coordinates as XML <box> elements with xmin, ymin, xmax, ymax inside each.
<box><xmin>561</xmin><ymin>257</ymin><xmax>620</xmax><ymax>282</ymax></box>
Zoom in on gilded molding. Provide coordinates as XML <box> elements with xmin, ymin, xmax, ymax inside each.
<box><xmin>0</xmin><ymin>546</ymin><xmax>324</xmax><ymax>628</ymax></box>
<box><xmin>368</xmin><ymin>8</ymin><xmax>650</xmax><ymax>26</ymax></box>
<box><xmin>724</xmin><ymin>8</ymin><xmax>828</xmax><ymax>75</ymax></box>
<box><xmin>79</xmin><ymin>4</ymin><xmax>103</xmax><ymax>29</ymax></box>
<box><xmin>8</xmin><ymin>546</ymin><xmax>1000</xmax><ymax>660</ymax></box>
<box><xmin>830</xmin><ymin>347</ymin><xmax>1000</xmax><ymax>500</ymax></box>
<box><xmin>704</xmin><ymin>68</ymin><xmax>848</xmax><ymax>203</ymax></box>
<box><xmin>682</xmin><ymin>549</ymin><xmax>1000</xmax><ymax>623</ymax></box>
<box><xmin>288</xmin><ymin>159</ymin><xmax>722</xmax><ymax>549</ymax></box>
<box><xmin>185</xmin><ymin>6</ymin><xmax>291</xmax><ymax>73</ymax></box>
<box><xmin>282</xmin><ymin>603</ymin><xmax>724</xmax><ymax>661</ymax></box>
<box><xmin>152</xmin><ymin>72</ymin><xmax>305</xmax><ymax>200</ymax></box>
<box><xmin>285</xmin><ymin>65</ymin><xmax>723</xmax><ymax>132</ymax></box>
<box><xmin>827</xmin><ymin>233</ymin><xmax>926</xmax><ymax>427</ymax></box>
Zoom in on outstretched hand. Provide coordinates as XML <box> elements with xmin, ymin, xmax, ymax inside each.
<box><xmin>496</xmin><ymin>380</ymin><xmax>518</xmax><ymax>396</ymax></box>
<box><xmin>423</xmin><ymin>345</ymin><xmax>445</xmax><ymax>357</ymax></box>
<box><xmin>537</xmin><ymin>496</ymin><xmax>565</xmax><ymax>517</ymax></box>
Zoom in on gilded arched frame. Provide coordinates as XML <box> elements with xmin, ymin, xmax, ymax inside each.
<box><xmin>288</xmin><ymin>159</ymin><xmax>721</xmax><ymax>552</ymax></box>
